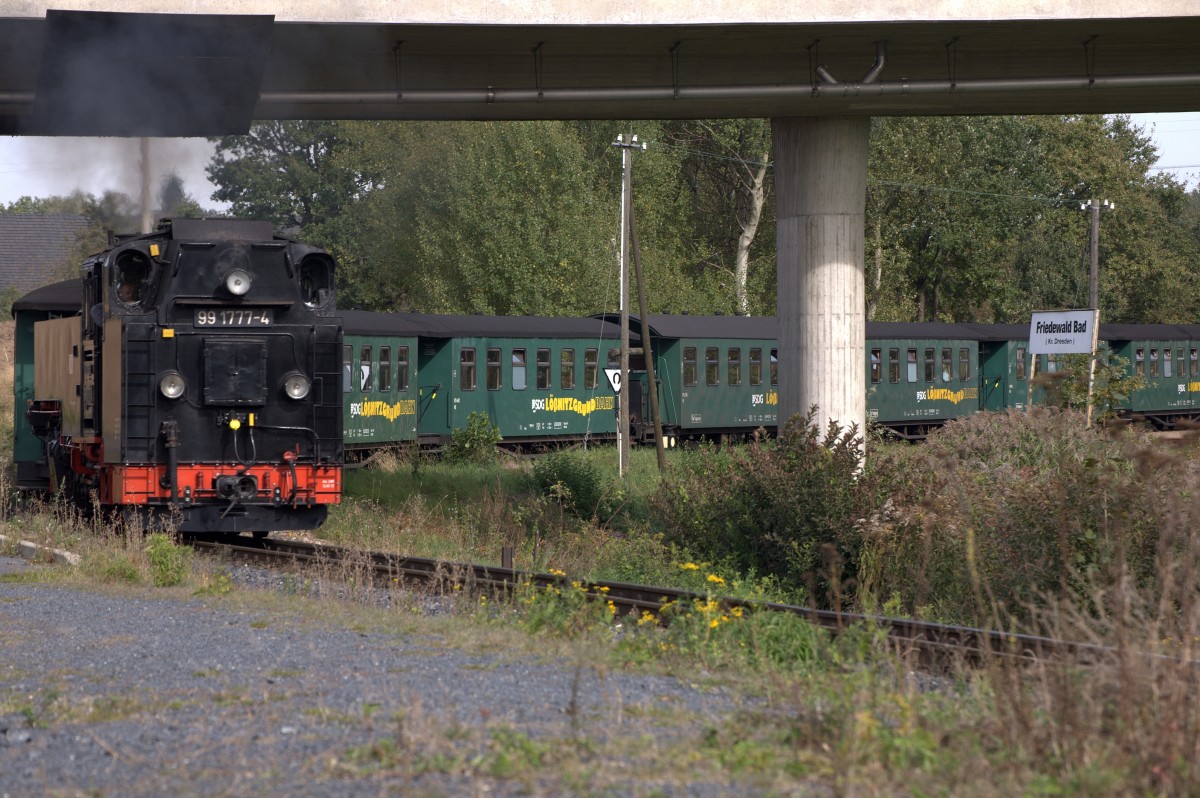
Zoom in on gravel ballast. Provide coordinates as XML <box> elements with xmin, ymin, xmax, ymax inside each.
<box><xmin>0</xmin><ymin>555</ymin><xmax>781</xmax><ymax>797</ymax></box>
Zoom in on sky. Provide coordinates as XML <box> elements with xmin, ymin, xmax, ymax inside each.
<box><xmin>0</xmin><ymin>113</ymin><xmax>1198</xmax><ymax>213</ymax></box>
<box><xmin>0</xmin><ymin>135</ymin><xmax>224</xmax><ymax>211</ymax></box>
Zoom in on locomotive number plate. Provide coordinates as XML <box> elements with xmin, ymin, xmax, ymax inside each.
<box><xmin>195</xmin><ymin>309</ymin><xmax>273</xmax><ymax>327</ymax></box>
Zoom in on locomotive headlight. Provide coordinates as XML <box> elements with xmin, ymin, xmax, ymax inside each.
<box><xmin>159</xmin><ymin>371</ymin><xmax>186</xmax><ymax>399</ymax></box>
<box><xmin>282</xmin><ymin>372</ymin><xmax>311</xmax><ymax>400</ymax></box>
<box><xmin>224</xmin><ymin>268</ymin><xmax>251</xmax><ymax>296</ymax></box>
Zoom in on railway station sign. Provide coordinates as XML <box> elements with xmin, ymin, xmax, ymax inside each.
<box><xmin>1027</xmin><ymin>309</ymin><xmax>1098</xmax><ymax>355</ymax></box>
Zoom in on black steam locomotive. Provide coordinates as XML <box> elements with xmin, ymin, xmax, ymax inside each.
<box><xmin>12</xmin><ymin>219</ymin><xmax>343</xmax><ymax>535</ymax></box>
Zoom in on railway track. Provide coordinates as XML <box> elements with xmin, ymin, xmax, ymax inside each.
<box><xmin>188</xmin><ymin>535</ymin><xmax>1109</xmax><ymax>667</ymax></box>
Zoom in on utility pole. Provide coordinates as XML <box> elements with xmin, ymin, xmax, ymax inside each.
<box><xmin>1082</xmin><ymin>198</ymin><xmax>1114</xmax><ymax>427</ymax></box>
<box><xmin>1085</xmin><ymin>198</ymin><xmax>1113</xmax><ymax>310</ymax></box>
<box><xmin>612</xmin><ymin>133</ymin><xmax>644</xmax><ymax>478</ymax></box>
<box><xmin>630</xmin><ymin>192</ymin><xmax>667</xmax><ymax>471</ymax></box>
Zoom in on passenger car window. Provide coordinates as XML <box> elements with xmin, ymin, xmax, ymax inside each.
<box><xmin>378</xmin><ymin>346</ymin><xmax>392</xmax><ymax>393</ymax></box>
<box><xmin>460</xmin><ymin>348</ymin><xmax>476</xmax><ymax>391</ymax></box>
<box><xmin>537</xmin><ymin>348</ymin><xmax>551</xmax><ymax>390</ymax></box>
<box><xmin>493</xmin><ymin>348</ymin><xmax>508</xmax><ymax>390</ymax></box>
<box><xmin>584</xmin><ymin>349</ymin><xmax>598</xmax><ymax>389</ymax></box>
<box><xmin>508</xmin><ymin>345</ymin><xmax>523</xmax><ymax>388</ymax></box>
<box><xmin>397</xmin><ymin>346</ymin><xmax>409</xmax><ymax>391</ymax></box>
<box><xmin>561</xmin><ymin>349</ymin><xmax>575</xmax><ymax>390</ymax></box>
<box><xmin>706</xmin><ymin>347</ymin><xmax>719</xmax><ymax>386</ymax></box>
<box><xmin>683</xmin><ymin>347</ymin><xmax>697</xmax><ymax>387</ymax></box>
<box><xmin>727</xmin><ymin>348</ymin><xmax>741</xmax><ymax>386</ymax></box>
<box><xmin>359</xmin><ymin>346</ymin><xmax>373</xmax><ymax>391</ymax></box>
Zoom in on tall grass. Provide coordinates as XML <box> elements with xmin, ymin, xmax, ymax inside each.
<box><xmin>332</xmin><ymin>443</ymin><xmax>694</xmax><ymax>588</ymax></box>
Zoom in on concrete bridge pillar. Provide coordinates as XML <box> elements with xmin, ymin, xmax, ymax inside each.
<box><xmin>772</xmin><ymin>116</ymin><xmax>870</xmax><ymax>439</ymax></box>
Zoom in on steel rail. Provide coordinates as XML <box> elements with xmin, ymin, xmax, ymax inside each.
<box><xmin>190</xmin><ymin>536</ymin><xmax>1117</xmax><ymax>665</ymax></box>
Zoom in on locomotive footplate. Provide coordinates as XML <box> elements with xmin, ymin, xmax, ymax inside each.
<box><xmin>104</xmin><ymin>463</ymin><xmax>341</xmax><ymax>507</ymax></box>
<box><xmin>103</xmin><ymin>463</ymin><xmax>341</xmax><ymax>533</ymax></box>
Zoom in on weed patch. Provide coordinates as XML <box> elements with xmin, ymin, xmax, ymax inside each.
<box><xmin>145</xmin><ymin>533</ymin><xmax>190</xmax><ymax>587</ymax></box>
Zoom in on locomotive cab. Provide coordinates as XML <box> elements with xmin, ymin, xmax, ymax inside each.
<box><xmin>17</xmin><ymin>218</ymin><xmax>344</xmax><ymax>535</ymax></box>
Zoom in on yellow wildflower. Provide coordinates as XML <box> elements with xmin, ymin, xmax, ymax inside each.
<box><xmin>607</xmin><ymin>601</ymin><xmax>617</xmax><ymax>616</ymax></box>
<box><xmin>710</xmin><ymin>618</ymin><xmax>720</xmax><ymax>628</ymax></box>
<box><xmin>706</xmin><ymin>574</ymin><xmax>726</xmax><ymax>585</ymax></box>
<box><xmin>679</xmin><ymin>562</ymin><xmax>700</xmax><ymax>571</ymax></box>
<box><xmin>548</xmin><ymin>568</ymin><xmax>566</xmax><ymax>577</ymax></box>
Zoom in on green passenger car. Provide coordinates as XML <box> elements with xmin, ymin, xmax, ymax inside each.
<box><xmin>415</xmin><ymin>315</ymin><xmax>622</xmax><ymax>445</ymax></box>
<box><xmin>1105</xmin><ymin>324</ymin><xmax>1200</xmax><ymax>428</ymax></box>
<box><xmin>343</xmin><ymin>313</ymin><xmax>623</xmax><ymax>446</ymax></box>
<box><xmin>865</xmin><ymin>322</ymin><xmax>984</xmax><ymax>439</ymax></box>
<box><xmin>976</xmin><ymin>323</ymin><xmax>1048</xmax><ymax>413</ymax></box>
<box><xmin>621</xmin><ymin>314</ymin><xmax>778</xmax><ymax>442</ymax></box>
<box><xmin>341</xmin><ymin>310</ymin><xmax>423</xmax><ymax>452</ymax></box>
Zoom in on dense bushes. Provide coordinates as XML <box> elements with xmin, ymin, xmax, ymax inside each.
<box><xmin>858</xmin><ymin>408</ymin><xmax>1184</xmax><ymax>622</ymax></box>
<box><xmin>445</xmin><ymin>412</ymin><xmax>503</xmax><ymax>464</ymax></box>
<box><xmin>532</xmin><ymin>449</ymin><xmax>604</xmax><ymax>520</ymax></box>
<box><xmin>651</xmin><ymin>406</ymin><xmax>1200</xmax><ymax>623</ymax></box>
<box><xmin>650</xmin><ymin>409</ymin><xmax>866</xmax><ymax>606</ymax></box>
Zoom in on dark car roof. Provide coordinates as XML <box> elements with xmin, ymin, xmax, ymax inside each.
<box><xmin>1102</xmin><ymin>323</ymin><xmax>1200</xmax><ymax>342</ymax></box>
<box><xmin>592</xmin><ymin>313</ymin><xmax>777</xmax><ymax>339</ymax></box>
<box><xmin>342</xmin><ymin>309</ymin><xmax>626</xmax><ymax>341</ymax></box>
<box><xmin>599</xmin><ymin>315</ymin><xmax>1037</xmax><ymax>342</ymax></box>
<box><xmin>11</xmin><ymin>278</ymin><xmax>83</xmax><ymax>314</ymax></box>
<box><xmin>867</xmin><ymin>321</ymin><xmax>1026</xmax><ymax>341</ymax></box>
